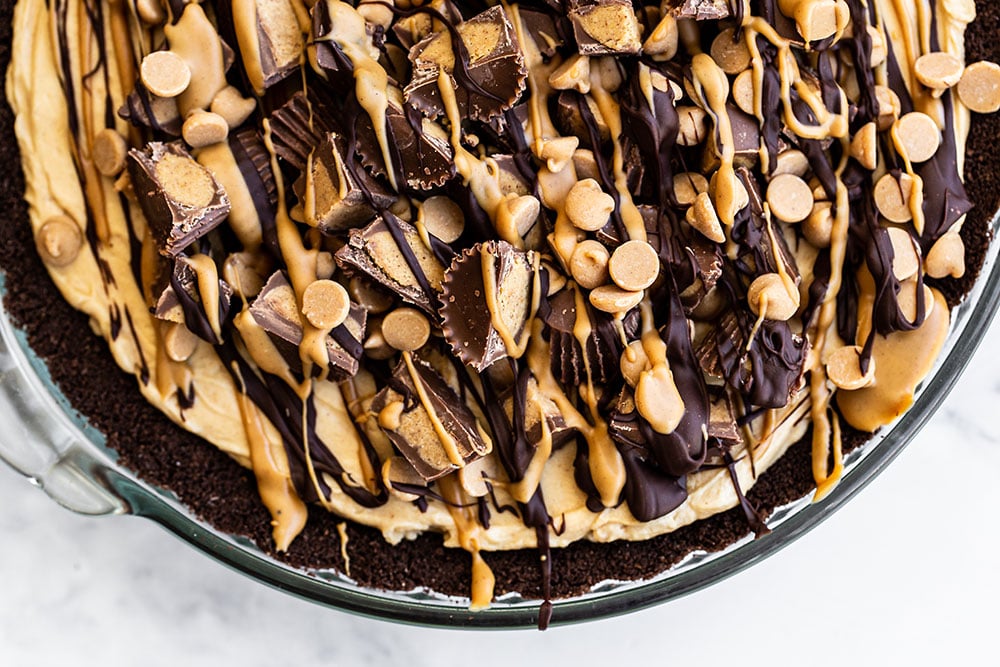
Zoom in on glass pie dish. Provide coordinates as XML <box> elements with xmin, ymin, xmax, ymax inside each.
<box><xmin>0</xmin><ymin>199</ymin><xmax>996</xmax><ymax>628</ymax></box>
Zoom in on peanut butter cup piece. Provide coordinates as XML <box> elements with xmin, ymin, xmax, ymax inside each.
<box><xmin>569</xmin><ymin>0</ymin><xmax>642</xmax><ymax>56</ymax></box>
<box><xmin>231</xmin><ymin>0</ymin><xmax>304</xmax><ymax>95</ymax></box>
<box><xmin>664</xmin><ymin>0</ymin><xmax>731</xmax><ymax>20</ymax></box>
<box><xmin>404</xmin><ymin>6</ymin><xmax>528</xmax><ymax>123</ymax></box>
<box><xmin>335</xmin><ymin>215</ymin><xmax>446</xmax><ymax>315</ymax></box>
<box><xmin>439</xmin><ymin>241</ymin><xmax>538</xmax><ymax>371</ymax></box>
<box><xmin>249</xmin><ymin>271</ymin><xmax>366</xmax><ymax>380</ymax></box>
<box><xmin>354</xmin><ymin>95</ymin><xmax>456</xmax><ymax>191</ymax></box>
<box><xmin>293</xmin><ymin>132</ymin><xmax>393</xmax><ymax>234</ymax></box>
<box><xmin>370</xmin><ymin>355</ymin><xmax>491</xmax><ymax>482</ymax></box>
<box><xmin>127</xmin><ymin>142</ymin><xmax>231</xmax><ymax>257</ymax></box>
<box><xmin>154</xmin><ymin>257</ymin><xmax>234</xmax><ymax>344</ymax></box>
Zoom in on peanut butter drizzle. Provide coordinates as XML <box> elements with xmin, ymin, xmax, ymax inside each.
<box><xmin>164</xmin><ymin>5</ymin><xmax>227</xmax><ymax>116</ymax></box>
<box><xmin>234</xmin><ymin>368</ymin><xmax>310</xmax><ymax>552</ymax></box>
<box><xmin>314</xmin><ymin>1</ymin><xmax>398</xmax><ymax>192</ymax></box>
<box><xmin>586</xmin><ymin>63</ymin><xmax>646</xmax><ymax>242</ymax></box>
<box><xmin>570</xmin><ymin>288</ymin><xmax>627</xmax><ymax>506</ymax></box>
<box><xmin>436</xmin><ymin>67</ymin><xmax>520</xmax><ymax>246</ymax></box>
<box><xmin>634</xmin><ymin>301</ymin><xmax>685</xmax><ymax>435</ymax></box>
<box><xmin>837</xmin><ymin>272</ymin><xmax>951</xmax><ymax>433</ymax></box>
<box><xmin>437</xmin><ymin>475</ymin><xmax>496</xmax><ymax>610</ymax></box>
<box><xmin>690</xmin><ymin>52</ymin><xmax>740</xmax><ymax>228</ymax></box>
<box><xmin>198</xmin><ymin>143</ymin><xmax>265</xmax><ymax>252</ymax></box>
<box><xmin>508</xmin><ymin>397</ymin><xmax>553</xmax><ymax>504</ymax></box>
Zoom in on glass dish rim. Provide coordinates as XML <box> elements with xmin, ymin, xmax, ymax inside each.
<box><xmin>0</xmin><ymin>215</ymin><xmax>996</xmax><ymax>632</ymax></box>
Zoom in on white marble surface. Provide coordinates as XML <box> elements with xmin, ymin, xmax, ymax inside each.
<box><xmin>2</xmin><ymin>315</ymin><xmax>999</xmax><ymax>666</ymax></box>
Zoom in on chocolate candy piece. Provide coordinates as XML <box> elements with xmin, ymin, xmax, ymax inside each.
<box><xmin>154</xmin><ymin>256</ymin><xmax>234</xmax><ymax>344</ymax></box>
<box><xmin>569</xmin><ymin>0</ymin><xmax>642</xmax><ymax>56</ymax></box>
<box><xmin>370</xmin><ymin>355</ymin><xmax>491</xmax><ymax>481</ymax></box>
<box><xmin>439</xmin><ymin>240</ymin><xmax>539</xmax><ymax>372</ymax></box>
<box><xmin>515</xmin><ymin>8</ymin><xmax>564</xmax><ymax>60</ymax></box>
<box><xmin>334</xmin><ymin>215</ymin><xmax>446</xmax><ymax>315</ymax></box>
<box><xmin>704</xmin><ymin>104</ymin><xmax>762</xmax><ymax>169</ymax></box>
<box><xmin>127</xmin><ymin>142</ymin><xmax>231</xmax><ymax>257</ymax></box>
<box><xmin>231</xmin><ymin>0</ymin><xmax>304</xmax><ymax>94</ymax></box>
<box><xmin>544</xmin><ymin>286</ymin><xmax>638</xmax><ymax>387</ymax></box>
<box><xmin>664</xmin><ymin>0</ymin><xmax>731</xmax><ymax>20</ymax></box>
<box><xmin>119</xmin><ymin>84</ymin><xmax>183</xmax><ymax>136</ymax></box>
<box><xmin>248</xmin><ymin>271</ymin><xmax>366</xmax><ymax>380</ymax></box>
<box><xmin>292</xmin><ymin>132</ymin><xmax>394</xmax><ymax>233</ymax></box>
<box><xmin>354</xmin><ymin>94</ymin><xmax>456</xmax><ymax>191</ymax></box>
<box><xmin>502</xmin><ymin>377</ymin><xmax>575</xmax><ymax>450</ymax></box>
<box><xmin>404</xmin><ymin>6</ymin><xmax>528</xmax><ymax>123</ymax></box>
<box><xmin>267</xmin><ymin>91</ymin><xmax>335</xmax><ymax>171</ymax></box>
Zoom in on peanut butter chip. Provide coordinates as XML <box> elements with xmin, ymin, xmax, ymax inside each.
<box><xmin>182</xmin><ymin>110</ymin><xmax>230</xmax><ymax>148</ymax></box>
<box><xmin>548</xmin><ymin>54</ymin><xmax>591</xmax><ymax>93</ymax></box>
<box><xmin>887</xmin><ymin>227</ymin><xmax>920</xmax><ymax>281</ymax></box>
<box><xmin>92</xmin><ymin>129</ymin><xmax>128</xmax><ymax>177</ymax></box>
<box><xmin>710</xmin><ymin>28</ymin><xmax>751</xmax><ymax>75</ymax></box>
<box><xmin>803</xmin><ymin>202</ymin><xmax>834</xmax><ymax>248</ymax></box>
<box><xmin>894</xmin><ymin>112</ymin><xmax>940</xmax><ymax>163</ymax></box>
<box><xmin>619</xmin><ymin>340</ymin><xmax>649</xmax><ymax>387</ymax></box>
<box><xmin>676</xmin><ymin>106</ymin><xmax>708</xmax><ymax>146</ymax></box>
<box><xmin>915</xmin><ymin>52</ymin><xmax>964</xmax><ymax>91</ymax></box>
<box><xmin>849</xmin><ymin>122</ymin><xmax>878</xmax><ymax>171</ymax></box>
<box><xmin>164</xmin><ymin>321</ymin><xmax>200</xmax><ymax>363</ymax></box>
<box><xmin>867</xmin><ymin>25</ymin><xmax>887</xmax><ymax>68</ymax></box>
<box><xmin>781</xmin><ymin>0</ymin><xmax>848</xmax><ymax>43</ymax></box>
<box><xmin>957</xmin><ymin>61</ymin><xmax>1000</xmax><ymax>114</ymax></box>
<box><xmin>925</xmin><ymin>231</ymin><xmax>966</xmax><ymax>279</ymax></box>
<box><xmin>382</xmin><ymin>308</ymin><xmax>431</xmax><ymax>351</ymax></box>
<box><xmin>210</xmin><ymin>85</ymin><xmax>257</xmax><ymax>129</ymax></box>
<box><xmin>302</xmin><ymin>279</ymin><xmax>351</xmax><ymax>330</ymax></box>
<box><xmin>747</xmin><ymin>272</ymin><xmax>799</xmax><ymax>321</ymax></box>
<box><xmin>766</xmin><ymin>173</ymin><xmax>814</xmax><ymax>223</ymax></box>
<box><xmin>673</xmin><ymin>172</ymin><xmax>709</xmax><ymax>206</ymax></box>
<box><xmin>500</xmin><ymin>194</ymin><xmax>541</xmax><ymax>237</ymax></box>
<box><xmin>773</xmin><ymin>149</ymin><xmax>810</xmax><ymax>178</ymax></box>
<box><xmin>35</xmin><ymin>215</ymin><xmax>83</xmax><ymax>268</ymax></box>
<box><xmin>349</xmin><ymin>276</ymin><xmax>394</xmax><ymax>314</ymax></box>
<box><xmin>874</xmin><ymin>173</ymin><xmax>914</xmax><ymax>223</ymax></box>
<box><xmin>686</xmin><ymin>192</ymin><xmax>725</xmax><ymax>243</ymax></box>
<box><xmin>875</xmin><ymin>85</ymin><xmax>901</xmax><ymax>130</ymax></box>
<box><xmin>732</xmin><ymin>69</ymin><xmax>756</xmax><ymax>115</ymax></box>
<box><xmin>826</xmin><ymin>345</ymin><xmax>875</xmax><ymax>391</ymax></box>
<box><xmin>420</xmin><ymin>196</ymin><xmax>465</xmax><ymax>243</ymax></box>
<box><xmin>566</xmin><ymin>178</ymin><xmax>615</xmax><ymax>232</ymax></box>
<box><xmin>898</xmin><ymin>279</ymin><xmax>935</xmax><ymax>322</ymax></box>
<box><xmin>570</xmin><ymin>239</ymin><xmax>611</xmax><ymax>290</ymax></box>
<box><xmin>589</xmin><ymin>284</ymin><xmax>644</xmax><ymax>314</ymax></box>
<box><xmin>140</xmin><ymin>50</ymin><xmax>192</xmax><ymax>98</ymax></box>
<box><xmin>609</xmin><ymin>240</ymin><xmax>659</xmax><ymax>292</ymax></box>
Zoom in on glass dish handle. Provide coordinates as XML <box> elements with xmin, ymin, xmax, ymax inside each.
<box><xmin>0</xmin><ymin>316</ymin><xmax>127</xmax><ymax>516</ymax></box>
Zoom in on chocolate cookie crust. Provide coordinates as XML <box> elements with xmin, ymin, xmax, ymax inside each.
<box><xmin>0</xmin><ymin>0</ymin><xmax>997</xmax><ymax>605</ymax></box>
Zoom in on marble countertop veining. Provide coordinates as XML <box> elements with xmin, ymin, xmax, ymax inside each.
<box><xmin>1</xmin><ymin>315</ymin><xmax>998</xmax><ymax>666</ymax></box>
